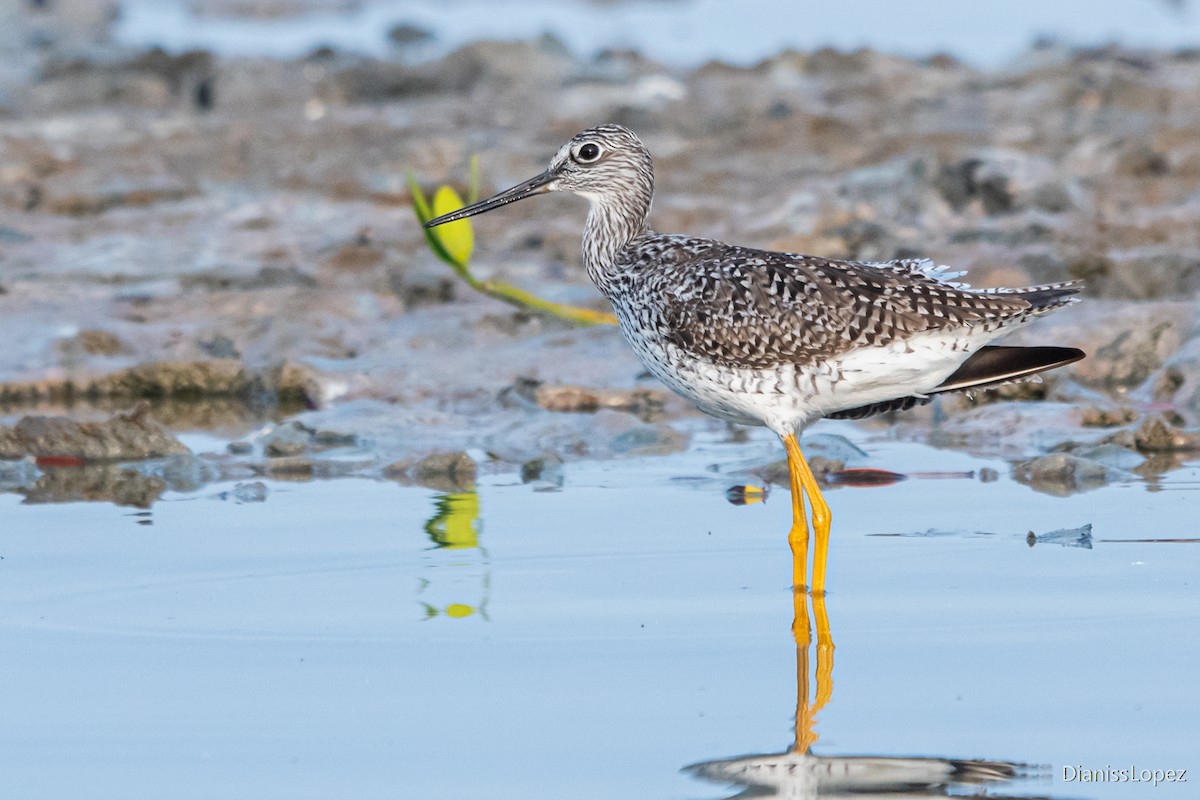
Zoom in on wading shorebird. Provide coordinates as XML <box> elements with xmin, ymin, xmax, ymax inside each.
<box><xmin>425</xmin><ymin>124</ymin><xmax>1084</xmax><ymax>594</ymax></box>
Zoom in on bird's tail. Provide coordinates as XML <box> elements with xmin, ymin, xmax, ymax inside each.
<box><xmin>932</xmin><ymin>344</ymin><xmax>1085</xmax><ymax>393</ymax></box>
<box><xmin>827</xmin><ymin>344</ymin><xmax>1085</xmax><ymax>420</ymax></box>
<box><xmin>982</xmin><ymin>279</ymin><xmax>1083</xmax><ymax>312</ymax></box>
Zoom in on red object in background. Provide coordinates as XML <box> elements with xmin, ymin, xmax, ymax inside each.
<box><xmin>824</xmin><ymin>468</ymin><xmax>908</xmax><ymax>487</ymax></box>
<box><xmin>34</xmin><ymin>455</ymin><xmax>86</xmax><ymax>468</ymax></box>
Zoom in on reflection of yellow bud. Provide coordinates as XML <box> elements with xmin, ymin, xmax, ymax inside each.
<box><xmin>726</xmin><ymin>484</ymin><xmax>768</xmax><ymax>505</ymax></box>
<box><xmin>431</xmin><ymin>186</ymin><xmax>474</xmax><ymax>268</ymax></box>
<box><xmin>425</xmin><ymin>492</ymin><xmax>480</xmax><ymax>549</ymax></box>
<box><xmin>446</xmin><ymin>604</ymin><xmax>475</xmax><ymax>618</ymax></box>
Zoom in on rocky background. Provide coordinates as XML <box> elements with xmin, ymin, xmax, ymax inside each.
<box><xmin>1</xmin><ymin>0</ymin><xmax>1199</xmax><ymax>505</ymax></box>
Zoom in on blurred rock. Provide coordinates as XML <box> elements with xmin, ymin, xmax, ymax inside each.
<box><xmin>935</xmin><ymin>156</ymin><xmax>1013</xmax><ymax>215</ymax></box>
<box><xmin>0</xmin><ymin>457</ymin><xmax>39</xmax><ymax>491</ymax></box>
<box><xmin>1058</xmin><ymin>442</ymin><xmax>1146</xmax><ymax>471</ymax></box>
<box><xmin>19</xmin><ymin>464</ymin><xmax>166</xmax><ymax>508</ymax></box>
<box><xmin>1153</xmin><ymin>317</ymin><xmax>1200</xmax><ymax>425</ymax></box>
<box><xmin>1002</xmin><ymin>300</ymin><xmax>1192</xmax><ymax>395</ymax></box>
<box><xmin>1079</xmin><ymin>406</ymin><xmax>1138</xmax><ymax>428</ymax></box>
<box><xmin>157</xmin><ymin>453</ymin><xmax>221</xmax><ymax>493</ymax></box>
<box><xmin>197</xmin><ymin>332</ymin><xmax>241</xmax><ymax>359</ymax></box>
<box><xmin>104</xmin><ymin>361</ymin><xmax>252</xmax><ymax>397</ymax></box>
<box><xmin>40</xmin><ymin>177</ymin><xmax>196</xmax><ymax>216</ymax></box>
<box><xmin>482</xmin><ymin>407</ymin><xmax>688</xmax><ymax>464</ymax></box>
<box><xmin>65</xmin><ymin>329</ymin><xmax>126</xmax><ymax>357</ymax></box>
<box><xmin>0</xmin><ymin>406</ymin><xmax>188</xmax><ymax>461</ymax></box>
<box><xmin>262</xmin><ymin>421</ymin><xmax>315</xmax><ymax>457</ymax></box>
<box><xmin>0</xmin><ymin>360</ymin><xmax>324</xmax><ymax>406</ymax></box>
<box><xmin>520</xmin><ymin>454</ymin><xmax>564</xmax><ymax>488</ymax></box>
<box><xmin>534</xmin><ymin>383</ymin><xmax>668</xmax><ymax>416</ymax></box>
<box><xmin>312</xmin><ymin>429</ymin><xmax>358</xmax><ymax>448</ymax></box>
<box><xmin>270</xmin><ymin>361</ymin><xmax>325</xmax><ymax>405</ymax></box>
<box><xmin>14</xmin><ymin>0</ymin><xmax>120</xmax><ymax>53</ymax></box>
<box><xmin>256</xmin><ymin>455</ymin><xmax>315</xmax><ymax>479</ymax></box>
<box><xmin>384</xmin><ymin>450</ymin><xmax>478</xmax><ymax>492</ymax></box>
<box><xmin>191</xmin><ymin>0</ymin><xmax>359</xmax><ymax>19</ymax></box>
<box><xmin>36</xmin><ymin>48</ymin><xmax>215</xmax><ymax>112</ymax></box>
<box><xmin>608</xmin><ymin>422</ymin><xmax>685</xmax><ymax>455</ymax></box>
<box><xmin>387</xmin><ymin>23</ymin><xmax>434</xmax><ymax>47</ymax></box>
<box><xmin>1012</xmin><ymin>452</ymin><xmax>1126</xmax><ymax>496</ymax></box>
<box><xmin>322</xmin><ymin>39</ymin><xmax>578</xmax><ymax>102</ymax></box>
<box><xmin>224</xmin><ymin>481</ymin><xmax>269</xmax><ymax>503</ymax></box>
<box><xmin>1128</xmin><ymin>415</ymin><xmax>1200</xmax><ymax>452</ymax></box>
<box><xmin>180</xmin><ymin>266</ymin><xmax>318</xmax><ymax>292</ymax></box>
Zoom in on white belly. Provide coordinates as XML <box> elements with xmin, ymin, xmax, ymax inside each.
<box><xmin>620</xmin><ymin>321</ymin><xmax>1010</xmax><ymax>435</ymax></box>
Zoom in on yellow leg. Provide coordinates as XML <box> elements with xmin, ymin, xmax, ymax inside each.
<box><xmin>782</xmin><ymin>433</ymin><xmax>832</xmax><ymax>594</ymax></box>
<box><xmin>782</xmin><ymin>433</ymin><xmax>809</xmax><ymax>592</ymax></box>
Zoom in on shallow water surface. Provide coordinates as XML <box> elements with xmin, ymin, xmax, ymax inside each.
<box><xmin>117</xmin><ymin>0</ymin><xmax>1200</xmax><ymax>67</ymax></box>
<box><xmin>0</xmin><ymin>431</ymin><xmax>1196</xmax><ymax>798</ymax></box>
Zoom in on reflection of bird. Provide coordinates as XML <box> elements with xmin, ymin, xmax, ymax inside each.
<box><xmin>689</xmin><ymin>594</ymin><xmax>1047</xmax><ymax>800</ymax></box>
<box><xmin>685</xmin><ymin>751</ymin><xmax>1041</xmax><ymax>799</ymax></box>
<box><xmin>425</xmin><ymin>125</ymin><xmax>1084</xmax><ymax>592</ymax></box>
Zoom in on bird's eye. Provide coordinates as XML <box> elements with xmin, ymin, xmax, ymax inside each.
<box><xmin>575</xmin><ymin>143</ymin><xmax>601</xmax><ymax>163</ymax></box>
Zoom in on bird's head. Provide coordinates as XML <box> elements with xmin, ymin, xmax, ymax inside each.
<box><xmin>423</xmin><ymin>124</ymin><xmax>653</xmax><ymax>228</ymax></box>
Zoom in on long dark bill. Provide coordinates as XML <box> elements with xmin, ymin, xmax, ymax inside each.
<box><xmin>423</xmin><ymin>170</ymin><xmax>556</xmax><ymax>228</ymax></box>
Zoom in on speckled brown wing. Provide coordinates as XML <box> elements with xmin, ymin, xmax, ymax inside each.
<box><xmin>644</xmin><ymin>238</ymin><xmax>1066</xmax><ymax>370</ymax></box>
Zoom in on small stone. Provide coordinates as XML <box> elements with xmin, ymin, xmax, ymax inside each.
<box><xmin>197</xmin><ymin>333</ymin><xmax>240</xmax><ymax>359</ymax></box>
<box><xmin>1089</xmin><ymin>320</ymin><xmax>1182</xmax><ymax>390</ymax></box>
<box><xmin>1115</xmin><ymin>143</ymin><xmax>1169</xmax><ymax>177</ymax></box>
<box><xmin>0</xmin><ymin>458</ymin><xmax>39</xmax><ymax>491</ymax></box>
<box><xmin>262</xmin><ymin>422</ymin><xmax>315</xmax><ymax>457</ymax></box>
<box><xmin>232</xmin><ymin>481</ymin><xmax>268</xmax><ymax>503</ymax></box>
<box><xmin>520</xmin><ymin>455</ymin><xmax>563</xmax><ymax>487</ymax></box>
<box><xmin>384</xmin><ymin>451</ymin><xmax>477</xmax><ymax>492</ymax></box>
<box><xmin>1080</xmin><ymin>406</ymin><xmax>1138</xmax><ymax>428</ymax></box>
<box><xmin>1011</xmin><ymin>453</ymin><xmax>1119</xmax><ymax>496</ymax></box>
<box><xmin>73</xmin><ymin>330</ymin><xmax>125</xmax><ymax>356</ymax></box>
<box><xmin>1067</xmin><ymin>443</ymin><xmax>1146</xmax><ymax>471</ymax></box>
<box><xmin>387</xmin><ymin>23</ymin><xmax>434</xmax><ymax>46</ymax></box>
<box><xmin>269</xmin><ymin>361</ymin><xmax>324</xmax><ymax>406</ymax></box>
<box><xmin>312</xmin><ymin>429</ymin><xmax>358</xmax><ymax>448</ymax></box>
<box><xmin>934</xmin><ymin>157</ymin><xmax>1014</xmax><ymax>214</ymax></box>
<box><xmin>1132</xmin><ymin>416</ymin><xmax>1200</xmax><ymax>452</ymax></box>
<box><xmin>609</xmin><ymin>424</ymin><xmax>686</xmax><ymax>455</ymax></box>
<box><xmin>259</xmin><ymin>456</ymin><xmax>316</xmax><ymax>479</ymax></box>
<box><xmin>158</xmin><ymin>453</ymin><xmax>220</xmax><ymax>493</ymax></box>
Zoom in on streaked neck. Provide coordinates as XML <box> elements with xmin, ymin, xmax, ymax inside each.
<box><xmin>583</xmin><ymin>194</ymin><xmax>651</xmax><ymax>290</ymax></box>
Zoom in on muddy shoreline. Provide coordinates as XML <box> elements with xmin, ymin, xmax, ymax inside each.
<box><xmin>2</xmin><ymin>3</ymin><xmax>1199</xmax><ymax>505</ymax></box>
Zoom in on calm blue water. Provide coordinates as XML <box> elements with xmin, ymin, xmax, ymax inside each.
<box><xmin>1</xmin><ymin>429</ymin><xmax>1196</xmax><ymax>798</ymax></box>
<box><xmin>117</xmin><ymin>0</ymin><xmax>1200</xmax><ymax>67</ymax></box>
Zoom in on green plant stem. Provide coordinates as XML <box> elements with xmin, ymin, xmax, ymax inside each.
<box><xmin>478</xmin><ymin>279</ymin><xmax>617</xmax><ymax>326</ymax></box>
